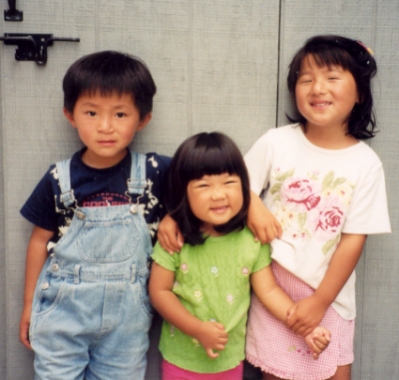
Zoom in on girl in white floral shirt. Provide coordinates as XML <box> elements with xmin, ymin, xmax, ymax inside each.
<box><xmin>244</xmin><ymin>35</ymin><xmax>391</xmax><ymax>380</ymax></box>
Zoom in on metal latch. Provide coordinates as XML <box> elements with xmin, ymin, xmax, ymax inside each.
<box><xmin>4</xmin><ymin>0</ymin><xmax>23</xmax><ymax>21</ymax></box>
<box><xmin>0</xmin><ymin>33</ymin><xmax>80</xmax><ymax>65</ymax></box>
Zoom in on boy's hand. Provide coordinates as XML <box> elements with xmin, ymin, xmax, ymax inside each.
<box><xmin>287</xmin><ymin>295</ymin><xmax>329</xmax><ymax>337</ymax></box>
<box><xmin>305</xmin><ymin>326</ymin><xmax>331</xmax><ymax>359</ymax></box>
<box><xmin>195</xmin><ymin>321</ymin><xmax>228</xmax><ymax>359</ymax></box>
<box><xmin>157</xmin><ymin>214</ymin><xmax>184</xmax><ymax>254</ymax></box>
<box><xmin>20</xmin><ymin>306</ymin><xmax>32</xmax><ymax>350</ymax></box>
<box><xmin>247</xmin><ymin>192</ymin><xmax>282</xmax><ymax>244</ymax></box>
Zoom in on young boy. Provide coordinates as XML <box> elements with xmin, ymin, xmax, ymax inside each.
<box><xmin>19</xmin><ymin>51</ymin><xmax>170</xmax><ymax>379</ymax></box>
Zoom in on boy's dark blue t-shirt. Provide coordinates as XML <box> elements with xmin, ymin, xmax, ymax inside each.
<box><xmin>21</xmin><ymin>148</ymin><xmax>171</xmax><ymax>250</ymax></box>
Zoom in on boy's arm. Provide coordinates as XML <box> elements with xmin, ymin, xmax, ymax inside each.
<box><xmin>157</xmin><ymin>214</ymin><xmax>184</xmax><ymax>254</ymax></box>
<box><xmin>20</xmin><ymin>226</ymin><xmax>53</xmax><ymax>349</ymax></box>
<box><xmin>156</xmin><ymin>190</ymin><xmax>283</xmax><ymax>253</ymax></box>
<box><xmin>149</xmin><ymin>262</ymin><xmax>228</xmax><ymax>358</ymax></box>
<box><xmin>287</xmin><ymin>233</ymin><xmax>367</xmax><ymax>336</ymax></box>
<box><xmin>247</xmin><ymin>191</ymin><xmax>282</xmax><ymax>244</ymax></box>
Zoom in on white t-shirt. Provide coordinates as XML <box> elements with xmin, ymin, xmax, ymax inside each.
<box><xmin>245</xmin><ymin>124</ymin><xmax>391</xmax><ymax>319</ymax></box>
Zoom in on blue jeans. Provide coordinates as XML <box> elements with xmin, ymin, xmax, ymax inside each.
<box><xmin>30</xmin><ymin>153</ymin><xmax>153</xmax><ymax>380</ymax></box>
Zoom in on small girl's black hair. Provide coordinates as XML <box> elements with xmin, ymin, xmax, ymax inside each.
<box><xmin>286</xmin><ymin>35</ymin><xmax>377</xmax><ymax>140</ymax></box>
<box><xmin>63</xmin><ymin>51</ymin><xmax>156</xmax><ymax>120</ymax></box>
<box><xmin>167</xmin><ymin>132</ymin><xmax>251</xmax><ymax>246</ymax></box>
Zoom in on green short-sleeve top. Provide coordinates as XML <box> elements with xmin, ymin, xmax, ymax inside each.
<box><xmin>151</xmin><ymin>226</ymin><xmax>271</xmax><ymax>373</ymax></box>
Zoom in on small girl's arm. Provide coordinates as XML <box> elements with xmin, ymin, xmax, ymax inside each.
<box><xmin>251</xmin><ymin>266</ymin><xmax>330</xmax><ymax>358</ymax></box>
<box><xmin>287</xmin><ymin>233</ymin><xmax>367</xmax><ymax>337</ymax></box>
<box><xmin>149</xmin><ymin>262</ymin><xmax>228</xmax><ymax>358</ymax></box>
<box><xmin>251</xmin><ymin>266</ymin><xmax>294</xmax><ymax>321</ymax></box>
<box><xmin>247</xmin><ymin>191</ymin><xmax>282</xmax><ymax>244</ymax></box>
<box><xmin>305</xmin><ymin>326</ymin><xmax>331</xmax><ymax>359</ymax></box>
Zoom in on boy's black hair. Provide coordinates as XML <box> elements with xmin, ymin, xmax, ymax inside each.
<box><xmin>286</xmin><ymin>35</ymin><xmax>377</xmax><ymax>140</ymax></box>
<box><xmin>167</xmin><ymin>132</ymin><xmax>251</xmax><ymax>246</ymax></box>
<box><xmin>63</xmin><ymin>51</ymin><xmax>156</xmax><ymax>120</ymax></box>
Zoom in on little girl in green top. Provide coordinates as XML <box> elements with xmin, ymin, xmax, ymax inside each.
<box><xmin>149</xmin><ymin>132</ymin><xmax>330</xmax><ymax>380</ymax></box>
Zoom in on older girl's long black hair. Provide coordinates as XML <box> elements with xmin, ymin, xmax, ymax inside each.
<box><xmin>166</xmin><ymin>132</ymin><xmax>251</xmax><ymax>246</ymax></box>
<box><xmin>287</xmin><ymin>35</ymin><xmax>377</xmax><ymax>140</ymax></box>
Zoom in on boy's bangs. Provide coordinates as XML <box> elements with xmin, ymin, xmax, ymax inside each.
<box><xmin>79</xmin><ymin>73</ymin><xmax>133</xmax><ymax>99</ymax></box>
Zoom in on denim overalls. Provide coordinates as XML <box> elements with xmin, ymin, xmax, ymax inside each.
<box><xmin>30</xmin><ymin>152</ymin><xmax>153</xmax><ymax>380</ymax></box>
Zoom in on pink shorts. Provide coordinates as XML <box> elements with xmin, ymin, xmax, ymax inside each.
<box><xmin>246</xmin><ymin>262</ymin><xmax>354</xmax><ymax>380</ymax></box>
<box><xmin>162</xmin><ymin>360</ymin><xmax>243</xmax><ymax>380</ymax></box>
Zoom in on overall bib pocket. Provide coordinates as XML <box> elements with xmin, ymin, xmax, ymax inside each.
<box><xmin>77</xmin><ymin>216</ymin><xmax>140</xmax><ymax>263</ymax></box>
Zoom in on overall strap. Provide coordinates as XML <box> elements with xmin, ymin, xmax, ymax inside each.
<box><xmin>55</xmin><ymin>158</ymin><xmax>76</xmax><ymax>208</ymax></box>
<box><xmin>127</xmin><ymin>152</ymin><xmax>147</xmax><ymax>196</ymax></box>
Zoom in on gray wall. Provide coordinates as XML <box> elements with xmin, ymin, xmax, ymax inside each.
<box><xmin>0</xmin><ymin>1</ymin><xmax>397</xmax><ymax>379</ymax></box>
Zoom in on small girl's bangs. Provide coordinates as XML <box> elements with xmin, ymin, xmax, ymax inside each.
<box><xmin>181</xmin><ymin>134</ymin><xmax>244</xmax><ymax>182</ymax></box>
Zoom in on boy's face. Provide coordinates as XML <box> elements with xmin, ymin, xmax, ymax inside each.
<box><xmin>64</xmin><ymin>92</ymin><xmax>151</xmax><ymax>168</ymax></box>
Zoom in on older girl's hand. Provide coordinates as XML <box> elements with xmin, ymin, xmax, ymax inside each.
<box><xmin>247</xmin><ymin>191</ymin><xmax>282</xmax><ymax>243</ymax></box>
<box><xmin>287</xmin><ymin>294</ymin><xmax>329</xmax><ymax>337</ymax></box>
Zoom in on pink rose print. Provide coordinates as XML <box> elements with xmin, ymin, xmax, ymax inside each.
<box><xmin>316</xmin><ymin>207</ymin><xmax>343</xmax><ymax>233</ymax></box>
<box><xmin>281</xmin><ymin>178</ymin><xmax>321</xmax><ymax>212</ymax></box>
<box><xmin>308</xmin><ymin>195</ymin><xmax>345</xmax><ymax>240</ymax></box>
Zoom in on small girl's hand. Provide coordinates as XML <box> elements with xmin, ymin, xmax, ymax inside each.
<box><xmin>287</xmin><ymin>295</ymin><xmax>329</xmax><ymax>337</ymax></box>
<box><xmin>305</xmin><ymin>326</ymin><xmax>331</xmax><ymax>360</ymax></box>
<box><xmin>157</xmin><ymin>214</ymin><xmax>184</xmax><ymax>254</ymax></box>
<box><xmin>196</xmin><ymin>321</ymin><xmax>228</xmax><ymax>359</ymax></box>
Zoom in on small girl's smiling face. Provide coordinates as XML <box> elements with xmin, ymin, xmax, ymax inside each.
<box><xmin>187</xmin><ymin>173</ymin><xmax>243</xmax><ymax>236</ymax></box>
<box><xmin>295</xmin><ymin>54</ymin><xmax>359</xmax><ymax>135</ymax></box>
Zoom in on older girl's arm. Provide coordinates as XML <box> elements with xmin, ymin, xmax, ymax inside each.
<box><xmin>287</xmin><ymin>233</ymin><xmax>367</xmax><ymax>336</ymax></box>
<box><xmin>251</xmin><ymin>265</ymin><xmax>331</xmax><ymax>358</ymax></box>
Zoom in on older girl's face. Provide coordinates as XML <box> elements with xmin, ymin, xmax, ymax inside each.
<box><xmin>187</xmin><ymin>173</ymin><xmax>243</xmax><ymax>236</ymax></box>
<box><xmin>295</xmin><ymin>54</ymin><xmax>359</xmax><ymax>135</ymax></box>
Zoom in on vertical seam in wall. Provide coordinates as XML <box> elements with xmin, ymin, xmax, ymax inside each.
<box><xmin>0</xmin><ymin>54</ymin><xmax>6</xmax><ymax>380</ymax></box>
<box><xmin>358</xmin><ymin>3</ymin><xmax>379</xmax><ymax>378</ymax></box>
<box><xmin>94</xmin><ymin>2</ymin><xmax>100</xmax><ymax>49</ymax></box>
<box><xmin>368</xmin><ymin>1</ymin><xmax>379</xmax><ymax>152</ymax></box>
<box><xmin>275</xmin><ymin>0</ymin><xmax>283</xmax><ymax>128</ymax></box>
<box><xmin>187</xmin><ymin>1</ymin><xmax>194</xmax><ymax>136</ymax></box>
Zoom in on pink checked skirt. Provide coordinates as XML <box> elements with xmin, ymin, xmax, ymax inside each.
<box><xmin>246</xmin><ymin>262</ymin><xmax>354</xmax><ymax>380</ymax></box>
